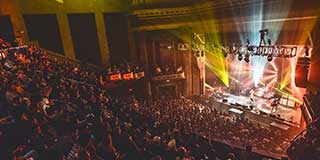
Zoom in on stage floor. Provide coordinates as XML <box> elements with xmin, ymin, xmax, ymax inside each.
<box><xmin>212</xmin><ymin>92</ymin><xmax>302</xmax><ymax>126</ymax></box>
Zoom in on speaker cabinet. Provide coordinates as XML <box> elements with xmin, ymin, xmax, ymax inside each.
<box><xmin>295</xmin><ymin>57</ymin><xmax>311</xmax><ymax>88</ymax></box>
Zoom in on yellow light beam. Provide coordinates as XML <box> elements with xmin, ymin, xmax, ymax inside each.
<box><xmin>56</xmin><ymin>0</ymin><xmax>64</xmax><ymax>4</ymax></box>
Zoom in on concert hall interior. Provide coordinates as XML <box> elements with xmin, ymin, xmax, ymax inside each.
<box><xmin>0</xmin><ymin>0</ymin><xmax>320</xmax><ymax>160</ymax></box>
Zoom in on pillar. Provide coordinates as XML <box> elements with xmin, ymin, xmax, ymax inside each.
<box><xmin>0</xmin><ymin>0</ymin><xmax>29</xmax><ymax>43</ymax></box>
<box><xmin>95</xmin><ymin>12</ymin><xmax>110</xmax><ymax>67</ymax></box>
<box><xmin>191</xmin><ymin>55</ymin><xmax>201</xmax><ymax>95</ymax></box>
<box><xmin>56</xmin><ymin>12</ymin><xmax>76</xmax><ymax>59</ymax></box>
<box><xmin>139</xmin><ymin>32</ymin><xmax>152</xmax><ymax>97</ymax></box>
<box><xmin>183</xmin><ymin>49</ymin><xmax>193</xmax><ymax>96</ymax></box>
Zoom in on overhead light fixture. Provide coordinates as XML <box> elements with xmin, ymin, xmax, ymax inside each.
<box><xmin>244</xmin><ymin>54</ymin><xmax>250</xmax><ymax>63</ymax></box>
<box><xmin>232</xmin><ymin>44</ymin><xmax>237</xmax><ymax>54</ymax></box>
<box><xmin>223</xmin><ymin>52</ymin><xmax>228</xmax><ymax>58</ymax></box>
<box><xmin>222</xmin><ymin>46</ymin><xmax>229</xmax><ymax>58</ymax></box>
<box><xmin>238</xmin><ymin>54</ymin><xmax>243</xmax><ymax>61</ymax></box>
<box><xmin>267</xmin><ymin>54</ymin><xmax>273</xmax><ymax>62</ymax></box>
<box><xmin>200</xmin><ymin>51</ymin><xmax>205</xmax><ymax>57</ymax></box>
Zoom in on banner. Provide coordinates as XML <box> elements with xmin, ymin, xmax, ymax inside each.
<box><xmin>123</xmin><ymin>72</ymin><xmax>134</xmax><ymax>80</ymax></box>
<box><xmin>109</xmin><ymin>73</ymin><xmax>122</xmax><ymax>81</ymax></box>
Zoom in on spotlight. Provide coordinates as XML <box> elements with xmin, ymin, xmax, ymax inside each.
<box><xmin>200</xmin><ymin>51</ymin><xmax>205</xmax><ymax>57</ymax></box>
<box><xmin>257</xmin><ymin>47</ymin><xmax>263</xmax><ymax>55</ymax></box>
<box><xmin>238</xmin><ymin>54</ymin><xmax>243</xmax><ymax>61</ymax></box>
<box><xmin>267</xmin><ymin>54</ymin><xmax>273</xmax><ymax>62</ymax></box>
<box><xmin>244</xmin><ymin>54</ymin><xmax>250</xmax><ymax>63</ymax></box>
<box><xmin>222</xmin><ymin>46</ymin><xmax>229</xmax><ymax>57</ymax></box>
<box><xmin>232</xmin><ymin>44</ymin><xmax>237</xmax><ymax>53</ymax></box>
<box><xmin>223</xmin><ymin>52</ymin><xmax>228</xmax><ymax>58</ymax></box>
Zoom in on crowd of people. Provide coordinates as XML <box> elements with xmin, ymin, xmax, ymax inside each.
<box><xmin>106</xmin><ymin>64</ymin><xmax>143</xmax><ymax>76</ymax></box>
<box><xmin>287</xmin><ymin>117</ymin><xmax>320</xmax><ymax>160</ymax></box>
<box><xmin>0</xmin><ymin>38</ymin><xmax>11</xmax><ymax>50</ymax></box>
<box><xmin>0</xmin><ymin>38</ymin><xmax>292</xmax><ymax>160</ymax></box>
<box><xmin>137</xmin><ymin>98</ymin><xmax>293</xmax><ymax>156</ymax></box>
<box><xmin>154</xmin><ymin>64</ymin><xmax>184</xmax><ymax>76</ymax></box>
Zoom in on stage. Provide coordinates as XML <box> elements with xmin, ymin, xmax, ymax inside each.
<box><xmin>202</xmin><ymin>88</ymin><xmax>303</xmax><ymax>129</ymax></box>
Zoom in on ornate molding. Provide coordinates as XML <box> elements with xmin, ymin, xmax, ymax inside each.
<box><xmin>129</xmin><ymin>0</ymin><xmax>273</xmax><ymax>19</ymax></box>
<box><xmin>129</xmin><ymin>0</ymin><xmax>320</xmax><ymax>32</ymax></box>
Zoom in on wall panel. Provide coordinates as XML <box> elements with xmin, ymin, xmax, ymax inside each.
<box><xmin>104</xmin><ymin>13</ymin><xmax>130</xmax><ymax>65</ymax></box>
<box><xmin>0</xmin><ymin>15</ymin><xmax>15</xmax><ymax>42</ymax></box>
<box><xmin>68</xmin><ymin>13</ymin><xmax>101</xmax><ymax>65</ymax></box>
<box><xmin>24</xmin><ymin>14</ymin><xmax>64</xmax><ymax>54</ymax></box>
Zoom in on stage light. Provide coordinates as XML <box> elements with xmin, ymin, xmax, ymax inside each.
<box><xmin>222</xmin><ymin>46</ymin><xmax>229</xmax><ymax>58</ymax></box>
<box><xmin>263</xmin><ymin>47</ymin><xmax>269</xmax><ymax>56</ymax></box>
<box><xmin>232</xmin><ymin>44</ymin><xmax>237</xmax><ymax>53</ymax></box>
<box><xmin>244</xmin><ymin>54</ymin><xmax>250</xmax><ymax>63</ymax></box>
<box><xmin>200</xmin><ymin>51</ymin><xmax>205</xmax><ymax>57</ymax></box>
<box><xmin>223</xmin><ymin>52</ymin><xmax>228</xmax><ymax>58</ymax></box>
<box><xmin>267</xmin><ymin>54</ymin><xmax>273</xmax><ymax>61</ymax></box>
<box><xmin>238</xmin><ymin>54</ymin><xmax>243</xmax><ymax>61</ymax></box>
<box><xmin>256</xmin><ymin>47</ymin><xmax>263</xmax><ymax>55</ymax></box>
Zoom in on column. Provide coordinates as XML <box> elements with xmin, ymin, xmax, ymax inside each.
<box><xmin>2</xmin><ymin>0</ymin><xmax>29</xmax><ymax>43</ymax></box>
<box><xmin>151</xmin><ymin>39</ymin><xmax>157</xmax><ymax>66</ymax></box>
<box><xmin>56</xmin><ymin>12</ymin><xmax>76</xmax><ymax>59</ymax></box>
<box><xmin>95</xmin><ymin>12</ymin><xmax>110</xmax><ymax>67</ymax></box>
<box><xmin>183</xmin><ymin>49</ymin><xmax>193</xmax><ymax>96</ymax></box>
<box><xmin>140</xmin><ymin>32</ymin><xmax>152</xmax><ymax>97</ymax></box>
<box><xmin>191</xmin><ymin>56</ymin><xmax>201</xmax><ymax>95</ymax></box>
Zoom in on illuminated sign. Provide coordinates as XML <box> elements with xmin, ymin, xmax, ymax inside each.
<box><xmin>123</xmin><ymin>72</ymin><xmax>134</xmax><ymax>80</ymax></box>
<box><xmin>109</xmin><ymin>74</ymin><xmax>122</xmax><ymax>81</ymax></box>
<box><xmin>135</xmin><ymin>72</ymin><xmax>145</xmax><ymax>79</ymax></box>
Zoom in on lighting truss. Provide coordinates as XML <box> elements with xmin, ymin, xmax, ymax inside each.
<box><xmin>221</xmin><ymin>44</ymin><xmax>299</xmax><ymax>58</ymax></box>
<box><xmin>220</xmin><ymin>29</ymin><xmax>307</xmax><ymax>59</ymax></box>
<box><xmin>177</xmin><ymin>30</ymin><xmax>306</xmax><ymax>59</ymax></box>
